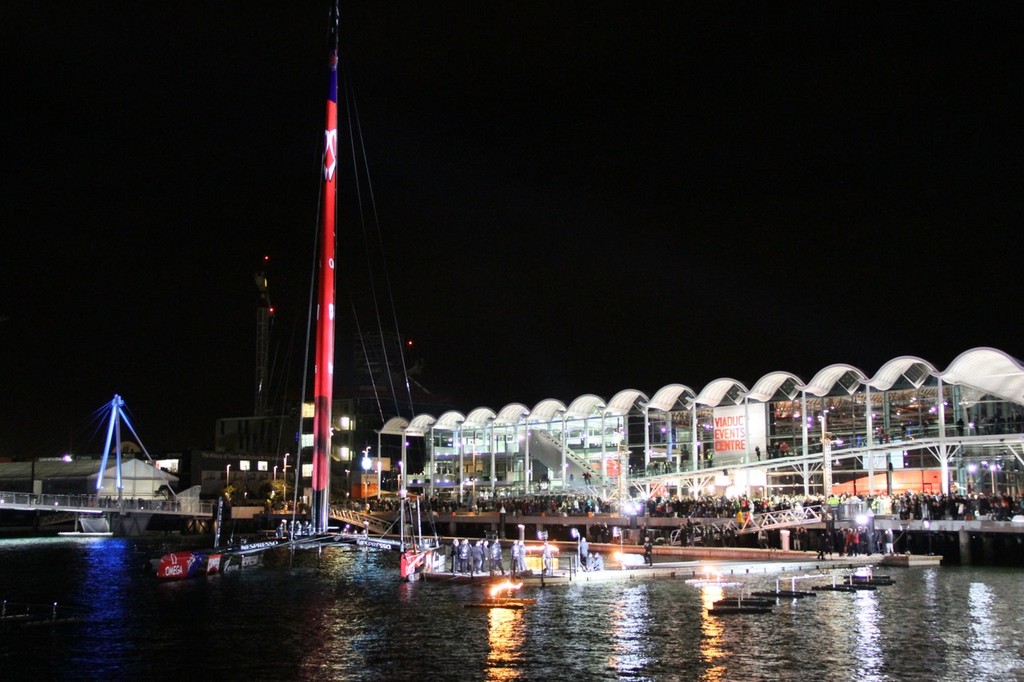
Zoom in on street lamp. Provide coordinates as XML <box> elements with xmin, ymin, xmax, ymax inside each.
<box><xmin>281</xmin><ymin>453</ymin><xmax>291</xmax><ymax>508</ymax></box>
<box><xmin>225</xmin><ymin>464</ymin><xmax>231</xmax><ymax>495</ymax></box>
<box><xmin>361</xmin><ymin>448</ymin><xmax>372</xmax><ymax>500</ymax></box>
<box><xmin>376</xmin><ymin>460</ymin><xmax>382</xmax><ymax>500</ymax></box>
<box><xmin>273</xmin><ymin>465</ymin><xmax>278</xmax><ymax>481</ymax></box>
<box><xmin>471</xmin><ymin>447</ymin><xmax>478</xmax><ymax>509</ymax></box>
<box><xmin>819</xmin><ymin>410</ymin><xmax>832</xmax><ymax>498</ymax></box>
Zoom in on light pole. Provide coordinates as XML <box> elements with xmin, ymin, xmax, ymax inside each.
<box><xmin>376</xmin><ymin>460</ymin><xmax>382</xmax><ymax>500</ymax></box>
<box><xmin>471</xmin><ymin>447</ymin><xmax>478</xmax><ymax>509</ymax></box>
<box><xmin>820</xmin><ymin>410</ymin><xmax>832</xmax><ymax>498</ymax></box>
<box><xmin>361</xmin><ymin>448</ymin><xmax>372</xmax><ymax>501</ymax></box>
<box><xmin>282</xmin><ymin>453</ymin><xmax>290</xmax><ymax>509</ymax></box>
<box><xmin>273</xmin><ymin>465</ymin><xmax>278</xmax><ymax>482</ymax></box>
<box><xmin>225</xmin><ymin>464</ymin><xmax>231</xmax><ymax>497</ymax></box>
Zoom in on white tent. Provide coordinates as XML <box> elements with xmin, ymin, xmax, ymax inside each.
<box><xmin>89</xmin><ymin>458</ymin><xmax>179</xmax><ymax>499</ymax></box>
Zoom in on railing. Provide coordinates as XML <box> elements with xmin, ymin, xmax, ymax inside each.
<box><xmin>738</xmin><ymin>504</ymin><xmax>825</xmax><ymax>534</ymax></box>
<box><xmin>330</xmin><ymin>506</ymin><xmax>390</xmax><ymax>535</ymax></box>
<box><xmin>0</xmin><ymin>490</ymin><xmax>213</xmax><ymax>517</ymax></box>
<box><xmin>536</xmin><ymin>430</ymin><xmax>598</xmax><ymax>477</ymax></box>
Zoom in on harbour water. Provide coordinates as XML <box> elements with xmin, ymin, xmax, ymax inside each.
<box><xmin>2</xmin><ymin>536</ymin><xmax>1022</xmax><ymax>681</ymax></box>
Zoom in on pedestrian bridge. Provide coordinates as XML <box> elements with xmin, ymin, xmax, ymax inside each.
<box><xmin>0</xmin><ymin>490</ymin><xmax>215</xmax><ymax>535</ymax></box>
<box><xmin>0</xmin><ymin>490</ymin><xmax>213</xmax><ymax>517</ymax></box>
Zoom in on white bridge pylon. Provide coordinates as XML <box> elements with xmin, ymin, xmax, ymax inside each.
<box><xmin>94</xmin><ymin>394</ymin><xmax>174</xmax><ymax>501</ymax></box>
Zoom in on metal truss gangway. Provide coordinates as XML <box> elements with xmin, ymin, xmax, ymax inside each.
<box><xmin>736</xmin><ymin>504</ymin><xmax>826</xmax><ymax>535</ymax></box>
<box><xmin>330</xmin><ymin>506</ymin><xmax>390</xmax><ymax>535</ymax></box>
<box><xmin>669</xmin><ymin>504</ymin><xmax>827</xmax><ymax>543</ymax></box>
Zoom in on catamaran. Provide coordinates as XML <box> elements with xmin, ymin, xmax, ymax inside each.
<box><xmin>154</xmin><ymin>2</ymin><xmax>439</xmax><ymax>580</ymax></box>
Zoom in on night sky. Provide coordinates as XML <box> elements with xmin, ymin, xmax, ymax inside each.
<box><xmin>2</xmin><ymin>2</ymin><xmax>1020</xmax><ymax>459</ymax></box>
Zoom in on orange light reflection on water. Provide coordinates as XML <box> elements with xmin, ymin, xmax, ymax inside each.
<box><xmin>699</xmin><ymin>585</ymin><xmax>727</xmax><ymax>682</ymax></box>
<box><xmin>485</xmin><ymin>605</ymin><xmax>525</xmax><ymax>681</ymax></box>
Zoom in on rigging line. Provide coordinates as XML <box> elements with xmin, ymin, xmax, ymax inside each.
<box><xmin>272</xmin><ymin>308</ymin><xmax>303</xmax><ymax>458</ymax></box>
<box><xmin>348</xmin><ymin>295</ymin><xmax>385</xmax><ymax>423</ymax></box>
<box><xmin>348</xmin><ymin>82</ymin><xmax>416</xmax><ymax>420</ymax></box>
<box><xmin>342</xmin><ymin>69</ymin><xmax>403</xmax><ymax>418</ymax></box>
<box><xmin>340</xmin><ymin>71</ymin><xmax>385</xmax><ymax>422</ymax></box>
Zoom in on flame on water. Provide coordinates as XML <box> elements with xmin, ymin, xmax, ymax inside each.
<box><xmin>490</xmin><ymin>580</ymin><xmax>523</xmax><ymax>598</ymax></box>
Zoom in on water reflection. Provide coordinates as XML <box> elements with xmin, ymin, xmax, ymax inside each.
<box><xmin>852</xmin><ymin>590</ymin><xmax>882</xmax><ymax>681</ymax></box>
<box><xmin>608</xmin><ymin>584</ymin><xmax>652</xmax><ymax>677</ymax></box>
<box><xmin>699</xmin><ymin>585</ymin><xmax>726</xmax><ymax>682</ymax></box>
<box><xmin>485</xmin><ymin>606</ymin><xmax>525</xmax><ymax>681</ymax></box>
<box><xmin>4</xmin><ymin>540</ymin><xmax>1024</xmax><ymax>681</ymax></box>
<box><xmin>966</xmin><ymin>580</ymin><xmax>1015</xmax><ymax>678</ymax></box>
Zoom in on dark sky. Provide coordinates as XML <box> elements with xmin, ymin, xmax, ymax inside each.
<box><xmin>2</xmin><ymin>2</ymin><xmax>1021</xmax><ymax>458</ymax></box>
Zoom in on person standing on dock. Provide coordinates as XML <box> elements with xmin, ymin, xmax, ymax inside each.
<box><xmin>578</xmin><ymin>534</ymin><xmax>589</xmax><ymax>570</ymax></box>
<box><xmin>472</xmin><ymin>540</ymin><xmax>485</xmax><ymax>575</ymax></box>
<box><xmin>517</xmin><ymin>541</ymin><xmax>527</xmax><ymax>575</ymax></box>
<box><xmin>541</xmin><ymin>540</ymin><xmax>553</xmax><ymax>576</ymax></box>
<box><xmin>458</xmin><ymin>538</ymin><xmax>470</xmax><ymax>574</ymax></box>
<box><xmin>643</xmin><ymin>536</ymin><xmax>653</xmax><ymax>565</ymax></box>
<box><xmin>884</xmin><ymin>528</ymin><xmax>894</xmax><ymax>555</ymax></box>
<box><xmin>510</xmin><ymin>540</ymin><xmax>520</xmax><ymax>578</ymax></box>
<box><xmin>489</xmin><ymin>539</ymin><xmax>504</xmax><ymax>576</ymax></box>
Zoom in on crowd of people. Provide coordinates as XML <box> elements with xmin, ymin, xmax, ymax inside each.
<box><xmin>348</xmin><ymin>489</ymin><xmax>1024</xmax><ymax>525</ymax></box>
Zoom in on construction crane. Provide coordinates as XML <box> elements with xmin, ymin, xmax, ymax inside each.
<box><xmin>254</xmin><ymin>255</ymin><xmax>274</xmax><ymax>416</ymax></box>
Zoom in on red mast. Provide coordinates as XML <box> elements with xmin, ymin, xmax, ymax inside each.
<box><xmin>311</xmin><ymin>0</ymin><xmax>339</xmax><ymax>533</ymax></box>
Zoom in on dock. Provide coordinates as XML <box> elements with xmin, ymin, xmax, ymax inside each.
<box><xmin>422</xmin><ymin>545</ymin><xmax>939</xmax><ymax>587</ymax></box>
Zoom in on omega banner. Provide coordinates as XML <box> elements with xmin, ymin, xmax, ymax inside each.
<box><xmin>712</xmin><ymin>403</ymin><xmax>767</xmax><ymax>458</ymax></box>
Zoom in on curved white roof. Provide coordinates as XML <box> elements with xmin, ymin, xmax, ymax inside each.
<box><xmin>939</xmin><ymin>347</ymin><xmax>1024</xmax><ymax>405</ymax></box>
<box><xmin>647</xmin><ymin>384</ymin><xmax>697</xmax><ymax>412</ymax></box>
<box><xmin>606</xmin><ymin>389</ymin><xmax>647</xmax><ymax>416</ymax></box>
<box><xmin>390</xmin><ymin>347</ymin><xmax>1023</xmax><ymax>438</ymax></box>
<box><xmin>746</xmin><ymin>372</ymin><xmax>803</xmax><ymax>403</ymax></box>
<box><xmin>463</xmin><ymin>407</ymin><xmax>497</xmax><ymax>428</ymax></box>
<box><xmin>528</xmin><ymin>399</ymin><xmax>566</xmax><ymax>423</ymax></box>
<box><xmin>405</xmin><ymin>414</ymin><xmax>436</xmax><ymax>437</ymax></box>
<box><xmin>565</xmin><ymin>394</ymin><xmax>606</xmax><ymax>418</ymax></box>
<box><xmin>494</xmin><ymin>403</ymin><xmax>530</xmax><ymax>425</ymax></box>
<box><xmin>433</xmin><ymin>410</ymin><xmax>465</xmax><ymax>431</ymax></box>
<box><xmin>694</xmin><ymin>378</ymin><xmax>748</xmax><ymax>407</ymax></box>
<box><xmin>800</xmin><ymin>364</ymin><xmax>868</xmax><ymax>397</ymax></box>
<box><xmin>377</xmin><ymin>416</ymin><xmax>409</xmax><ymax>436</ymax></box>
<box><xmin>865</xmin><ymin>356</ymin><xmax>935</xmax><ymax>391</ymax></box>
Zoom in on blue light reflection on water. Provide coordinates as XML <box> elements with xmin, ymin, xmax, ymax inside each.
<box><xmin>2</xmin><ymin>538</ymin><xmax>1024</xmax><ymax>681</ymax></box>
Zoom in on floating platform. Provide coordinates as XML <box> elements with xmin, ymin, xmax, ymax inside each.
<box><xmin>464</xmin><ymin>600</ymin><xmax>527</xmax><ymax>610</ymax></box>
<box><xmin>813</xmin><ymin>583</ymin><xmax>876</xmax><ymax>592</ymax></box>
<box><xmin>844</xmin><ymin>576</ymin><xmax>895</xmax><ymax>587</ymax></box>
<box><xmin>881</xmin><ymin>554</ymin><xmax>941</xmax><ymax>567</ymax></box>
<box><xmin>707</xmin><ymin>604</ymin><xmax>774</xmax><ymax>615</ymax></box>
<box><xmin>751</xmin><ymin>590</ymin><xmax>816</xmax><ymax>598</ymax></box>
<box><xmin>712</xmin><ymin>597</ymin><xmax>775</xmax><ymax>607</ymax></box>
